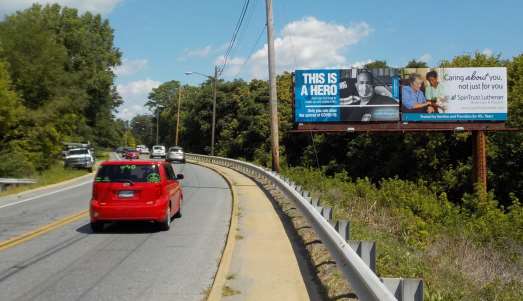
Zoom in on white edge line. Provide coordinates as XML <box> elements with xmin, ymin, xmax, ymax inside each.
<box><xmin>0</xmin><ymin>180</ymin><xmax>93</xmax><ymax>210</ymax></box>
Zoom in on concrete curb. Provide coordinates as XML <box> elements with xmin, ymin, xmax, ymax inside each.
<box><xmin>188</xmin><ymin>160</ymin><xmax>239</xmax><ymax>301</ymax></box>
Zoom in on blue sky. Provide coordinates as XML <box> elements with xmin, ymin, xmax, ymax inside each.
<box><xmin>1</xmin><ymin>0</ymin><xmax>522</xmax><ymax>119</ymax></box>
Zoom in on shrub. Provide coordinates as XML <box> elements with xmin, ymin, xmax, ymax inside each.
<box><xmin>0</xmin><ymin>149</ymin><xmax>35</xmax><ymax>177</ymax></box>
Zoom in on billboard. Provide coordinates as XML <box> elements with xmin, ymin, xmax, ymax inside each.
<box><xmin>400</xmin><ymin>67</ymin><xmax>507</xmax><ymax>121</ymax></box>
<box><xmin>294</xmin><ymin>67</ymin><xmax>508</xmax><ymax>123</ymax></box>
<box><xmin>294</xmin><ymin>69</ymin><xmax>400</xmax><ymax>122</ymax></box>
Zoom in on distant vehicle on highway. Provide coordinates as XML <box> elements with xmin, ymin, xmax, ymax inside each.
<box><xmin>64</xmin><ymin>148</ymin><xmax>95</xmax><ymax>172</ymax></box>
<box><xmin>116</xmin><ymin>146</ymin><xmax>133</xmax><ymax>155</ymax></box>
<box><xmin>166</xmin><ymin>146</ymin><xmax>185</xmax><ymax>163</ymax></box>
<box><xmin>90</xmin><ymin>160</ymin><xmax>184</xmax><ymax>232</ymax></box>
<box><xmin>124</xmin><ymin>150</ymin><xmax>140</xmax><ymax>160</ymax></box>
<box><xmin>150</xmin><ymin>145</ymin><xmax>166</xmax><ymax>159</ymax></box>
<box><xmin>137</xmin><ymin>145</ymin><xmax>150</xmax><ymax>155</ymax></box>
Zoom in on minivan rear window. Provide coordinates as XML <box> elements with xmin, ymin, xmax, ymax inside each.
<box><xmin>95</xmin><ymin>164</ymin><xmax>161</xmax><ymax>183</ymax></box>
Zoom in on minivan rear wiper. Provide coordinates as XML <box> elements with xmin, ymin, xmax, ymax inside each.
<box><xmin>114</xmin><ymin>179</ymin><xmax>134</xmax><ymax>185</ymax></box>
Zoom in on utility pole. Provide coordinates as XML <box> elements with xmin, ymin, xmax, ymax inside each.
<box><xmin>184</xmin><ymin>68</ymin><xmax>218</xmax><ymax>155</ymax></box>
<box><xmin>175</xmin><ymin>87</ymin><xmax>182</xmax><ymax>146</ymax></box>
<box><xmin>211</xmin><ymin>65</ymin><xmax>218</xmax><ymax>156</ymax></box>
<box><xmin>156</xmin><ymin>106</ymin><xmax>160</xmax><ymax>145</ymax></box>
<box><xmin>265</xmin><ymin>0</ymin><xmax>280</xmax><ymax>172</ymax></box>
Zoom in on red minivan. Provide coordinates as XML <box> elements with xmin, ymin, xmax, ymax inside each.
<box><xmin>90</xmin><ymin>160</ymin><xmax>183</xmax><ymax>232</ymax></box>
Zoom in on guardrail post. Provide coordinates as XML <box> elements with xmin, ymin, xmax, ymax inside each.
<box><xmin>335</xmin><ymin>220</ymin><xmax>350</xmax><ymax>241</ymax></box>
<box><xmin>302</xmin><ymin>190</ymin><xmax>310</xmax><ymax>198</ymax></box>
<box><xmin>349</xmin><ymin>241</ymin><xmax>376</xmax><ymax>272</ymax></box>
<box><xmin>403</xmin><ymin>279</ymin><xmax>424</xmax><ymax>301</ymax></box>
<box><xmin>311</xmin><ymin>197</ymin><xmax>320</xmax><ymax>207</ymax></box>
<box><xmin>380</xmin><ymin>278</ymin><xmax>423</xmax><ymax>301</ymax></box>
<box><xmin>321</xmin><ymin>207</ymin><xmax>333</xmax><ymax>221</ymax></box>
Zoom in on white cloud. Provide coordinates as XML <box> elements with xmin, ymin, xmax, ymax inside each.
<box><xmin>113</xmin><ymin>58</ymin><xmax>148</xmax><ymax>76</ymax></box>
<box><xmin>178</xmin><ymin>45</ymin><xmax>213</xmax><ymax>61</ymax></box>
<box><xmin>482</xmin><ymin>48</ymin><xmax>493</xmax><ymax>57</ymax></box>
<box><xmin>0</xmin><ymin>0</ymin><xmax>122</xmax><ymax>15</ymax></box>
<box><xmin>351</xmin><ymin>59</ymin><xmax>374</xmax><ymax>68</ymax></box>
<box><xmin>116</xmin><ymin>79</ymin><xmax>161</xmax><ymax>120</ymax></box>
<box><xmin>418</xmin><ymin>53</ymin><xmax>432</xmax><ymax>63</ymax></box>
<box><xmin>247</xmin><ymin>17</ymin><xmax>372</xmax><ymax>78</ymax></box>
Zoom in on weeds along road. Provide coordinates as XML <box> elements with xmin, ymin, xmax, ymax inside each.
<box><xmin>0</xmin><ymin>162</ymin><xmax>231</xmax><ymax>301</ymax></box>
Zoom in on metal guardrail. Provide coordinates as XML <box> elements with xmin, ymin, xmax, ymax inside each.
<box><xmin>187</xmin><ymin>153</ymin><xmax>423</xmax><ymax>301</ymax></box>
<box><xmin>0</xmin><ymin>178</ymin><xmax>36</xmax><ymax>192</ymax></box>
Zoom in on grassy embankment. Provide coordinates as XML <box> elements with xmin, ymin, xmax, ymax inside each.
<box><xmin>0</xmin><ymin>151</ymin><xmax>110</xmax><ymax>197</ymax></box>
<box><xmin>283</xmin><ymin>167</ymin><xmax>522</xmax><ymax>301</ymax></box>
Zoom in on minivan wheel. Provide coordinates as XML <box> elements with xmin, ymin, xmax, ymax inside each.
<box><xmin>174</xmin><ymin>205</ymin><xmax>182</xmax><ymax>218</ymax></box>
<box><xmin>91</xmin><ymin>222</ymin><xmax>104</xmax><ymax>233</ymax></box>
<box><xmin>159</xmin><ymin>207</ymin><xmax>171</xmax><ymax>231</ymax></box>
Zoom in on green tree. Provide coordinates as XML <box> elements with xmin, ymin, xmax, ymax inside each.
<box><xmin>405</xmin><ymin>59</ymin><xmax>428</xmax><ymax>68</ymax></box>
<box><xmin>365</xmin><ymin>60</ymin><xmax>389</xmax><ymax>68</ymax></box>
<box><xmin>0</xmin><ymin>59</ymin><xmax>24</xmax><ymax>143</ymax></box>
<box><xmin>0</xmin><ymin>4</ymin><xmax>123</xmax><ymax>171</ymax></box>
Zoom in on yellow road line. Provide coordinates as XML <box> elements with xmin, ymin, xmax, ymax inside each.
<box><xmin>0</xmin><ymin>210</ymin><xmax>88</xmax><ymax>252</ymax></box>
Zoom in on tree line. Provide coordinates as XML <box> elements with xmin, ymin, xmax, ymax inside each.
<box><xmin>0</xmin><ymin>4</ymin><xmax>128</xmax><ymax>176</ymax></box>
<box><xmin>135</xmin><ymin>53</ymin><xmax>523</xmax><ymax>209</ymax></box>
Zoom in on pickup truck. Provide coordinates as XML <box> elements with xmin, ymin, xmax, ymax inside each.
<box><xmin>64</xmin><ymin>148</ymin><xmax>95</xmax><ymax>172</ymax></box>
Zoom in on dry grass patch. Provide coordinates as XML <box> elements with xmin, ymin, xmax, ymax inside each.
<box><xmin>222</xmin><ymin>285</ymin><xmax>240</xmax><ymax>297</ymax></box>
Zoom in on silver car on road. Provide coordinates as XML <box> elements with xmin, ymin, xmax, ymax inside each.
<box><xmin>166</xmin><ymin>146</ymin><xmax>185</xmax><ymax>163</ymax></box>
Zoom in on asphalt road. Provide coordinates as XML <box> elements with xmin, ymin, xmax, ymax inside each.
<box><xmin>0</xmin><ymin>161</ymin><xmax>231</xmax><ymax>301</ymax></box>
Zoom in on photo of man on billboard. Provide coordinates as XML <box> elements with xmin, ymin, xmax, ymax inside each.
<box><xmin>339</xmin><ymin>69</ymin><xmax>400</xmax><ymax>122</ymax></box>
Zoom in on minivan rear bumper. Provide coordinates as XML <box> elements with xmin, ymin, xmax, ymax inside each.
<box><xmin>90</xmin><ymin>199</ymin><xmax>167</xmax><ymax>222</ymax></box>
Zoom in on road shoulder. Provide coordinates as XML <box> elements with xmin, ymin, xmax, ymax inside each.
<box><xmin>200</xmin><ymin>163</ymin><xmax>311</xmax><ymax>301</ymax></box>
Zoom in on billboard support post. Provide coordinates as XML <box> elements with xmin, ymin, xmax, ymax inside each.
<box><xmin>472</xmin><ymin>130</ymin><xmax>487</xmax><ymax>193</ymax></box>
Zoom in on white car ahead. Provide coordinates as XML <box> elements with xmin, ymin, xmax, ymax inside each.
<box><xmin>150</xmin><ymin>145</ymin><xmax>166</xmax><ymax>159</ymax></box>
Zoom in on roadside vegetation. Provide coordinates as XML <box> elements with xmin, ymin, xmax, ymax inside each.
<box><xmin>0</xmin><ymin>4</ymin><xmax>132</xmax><ymax>180</ymax></box>
<box><xmin>284</xmin><ymin>167</ymin><xmax>522</xmax><ymax>300</ymax></box>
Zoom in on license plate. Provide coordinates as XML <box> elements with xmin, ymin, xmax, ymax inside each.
<box><xmin>118</xmin><ymin>190</ymin><xmax>134</xmax><ymax>198</ymax></box>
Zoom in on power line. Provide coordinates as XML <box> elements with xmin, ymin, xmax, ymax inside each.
<box><xmin>232</xmin><ymin>23</ymin><xmax>266</xmax><ymax>78</ymax></box>
<box><xmin>218</xmin><ymin>0</ymin><xmax>251</xmax><ymax>77</ymax></box>
<box><xmin>219</xmin><ymin>0</ymin><xmax>250</xmax><ymax>76</ymax></box>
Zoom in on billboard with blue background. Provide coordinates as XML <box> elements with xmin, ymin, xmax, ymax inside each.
<box><xmin>295</xmin><ymin>68</ymin><xmax>401</xmax><ymax>123</ymax></box>
<box><xmin>294</xmin><ymin>69</ymin><xmax>341</xmax><ymax>122</ymax></box>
